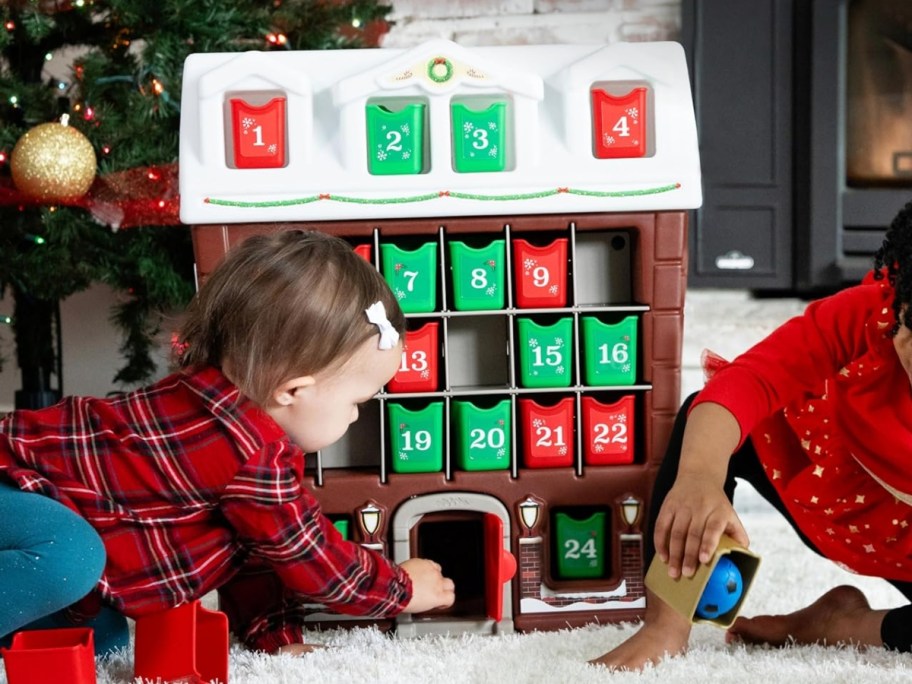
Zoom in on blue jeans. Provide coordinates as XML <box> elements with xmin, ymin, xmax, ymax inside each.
<box><xmin>0</xmin><ymin>481</ymin><xmax>129</xmax><ymax>655</ymax></box>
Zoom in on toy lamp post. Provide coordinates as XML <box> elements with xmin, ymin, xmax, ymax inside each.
<box><xmin>359</xmin><ymin>502</ymin><xmax>384</xmax><ymax>551</ymax></box>
<box><xmin>620</xmin><ymin>495</ymin><xmax>641</xmax><ymax>532</ymax></box>
<box><xmin>518</xmin><ymin>497</ymin><xmax>542</xmax><ymax>537</ymax></box>
<box><xmin>516</xmin><ymin>496</ymin><xmax>545</xmax><ymax>607</ymax></box>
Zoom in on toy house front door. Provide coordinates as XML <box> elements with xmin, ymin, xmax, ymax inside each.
<box><xmin>392</xmin><ymin>492</ymin><xmax>515</xmax><ymax>637</ymax></box>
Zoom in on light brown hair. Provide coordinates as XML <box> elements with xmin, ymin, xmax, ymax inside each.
<box><xmin>177</xmin><ymin>229</ymin><xmax>405</xmax><ymax>405</ymax></box>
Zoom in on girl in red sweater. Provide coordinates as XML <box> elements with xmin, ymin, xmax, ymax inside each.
<box><xmin>595</xmin><ymin>201</ymin><xmax>912</xmax><ymax>670</ymax></box>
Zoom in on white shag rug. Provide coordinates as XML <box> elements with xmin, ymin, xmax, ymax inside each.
<box><xmin>4</xmin><ymin>486</ymin><xmax>911</xmax><ymax>684</ymax></box>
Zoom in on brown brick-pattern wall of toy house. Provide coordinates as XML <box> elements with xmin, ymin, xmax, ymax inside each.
<box><xmin>621</xmin><ymin>536</ymin><xmax>645</xmax><ymax>598</ymax></box>
<box><xmin>519</xmin><ymin>540</ymin><xmax>543</xmax><ymax>598</ymax></box>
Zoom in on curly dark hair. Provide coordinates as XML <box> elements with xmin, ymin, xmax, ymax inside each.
<box><xmin>873</xmin><ymin>200</ymin><xmax>912</xmax><ymax>335</ymax></box>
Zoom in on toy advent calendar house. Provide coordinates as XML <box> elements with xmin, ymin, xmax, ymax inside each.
<box><xmin>179</xmin><ymin>39</ymin><xmax>701</xmax><ymax>637</ymax></box>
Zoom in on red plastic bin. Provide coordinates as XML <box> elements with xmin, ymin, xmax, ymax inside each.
<box><xmin>133</xmin><ymin>600</ymin><xmax>229</xmax><ymax>684</ymax></box>
<box><xmin>1</xmin><ymin>628</ymin><xmax>96</xmax><ymax>684</ymax></box>
<box><xmin>387</xmin><ymin>321</ymin><xmax>439</xmax><ymax>393</ymax></box>
<box><xmin>353</xmin><ymin>243</ymin><xmax>372</xmax><ymax>262</ymax></box>
<box><xmin>581</xmin><ymin>395</ymin><xmax>635</xmax><ymax>465</ymax></box>
<box><xmin>518</xmin><ymin>396</ymin><xmax>575</xmax><ymax>468</ymax></box>
<box><xmin>512</xmin><ymin>238</ymin><xmax>568</xmax><ymax>308</ymax></box>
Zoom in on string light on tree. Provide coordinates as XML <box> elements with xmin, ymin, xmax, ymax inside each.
<box><xmin>10</xmin><ymin>114</ymin><xmax>97</xmax><ymax>202</ymax></box>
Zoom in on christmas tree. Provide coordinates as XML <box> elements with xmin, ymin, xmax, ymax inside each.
<box><xmin>0</xmin><ymin>0</ymin><xmax>391</xmax><ymax>408</ymax></box>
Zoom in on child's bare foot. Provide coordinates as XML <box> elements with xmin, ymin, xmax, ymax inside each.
<box><xmin>726</xmin><ymin>585</ymin><xmax>887</xmax><ymax>648</ymax></box>
<box><xmin>276</xmin><ymin>642</ymin><xmax>326</xmax><ymax>656</ymax></box>
<box><xmin>590</xmin><ymin>620</ymin><xmax>690</xmax><ymax>671</ymax></box>
<box><xmin>590</xmin><ymin>591</ymin><xmax>692</xmax><ymax>671</ymax></box>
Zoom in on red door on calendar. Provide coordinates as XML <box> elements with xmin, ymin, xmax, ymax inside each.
<box><xmin>229</xmin><ymin>96</ymin><xmax>287</xmax><ymax>169</ymax></box>
<box><xmin>484</xmin><ymin>513</ymin><xmax>516</xmax><ymax>622</ymax></box>
<box><xmin>591</xmin><ymin>87</ymin><xmax>648</xmax><ymax>159</ymax></box>
<box><xmin>411</xmin><ymin>509</ymin><xmax>515</xmax><ymax>622</ymax></box>
<box><xmin>581</xmin><ymin>395</ymin><xmax>635</xmax><ymax>465</ymax></box>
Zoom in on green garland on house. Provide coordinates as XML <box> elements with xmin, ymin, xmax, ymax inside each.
<box><xmin>0</xmin><ymin>0</ymin><xmax>392</xmax><ymax>406</ymax></box>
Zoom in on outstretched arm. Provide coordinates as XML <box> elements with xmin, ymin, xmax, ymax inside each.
<box><xmin>654</xmin><ymin>401</ymin><xmax>749</xmax><ymax>578</ymax></box>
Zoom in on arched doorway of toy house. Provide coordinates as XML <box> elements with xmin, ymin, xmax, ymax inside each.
<box><xmin>392</xmin><ymin>492</ymin><xmax>516</xmax><ymax>638</ymax></box>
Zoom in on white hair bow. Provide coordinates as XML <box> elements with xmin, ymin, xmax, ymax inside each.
<box><xmin>365</xmin><ymin>301</ymin><xmax>400</xmax><ymax>350</ymax></box>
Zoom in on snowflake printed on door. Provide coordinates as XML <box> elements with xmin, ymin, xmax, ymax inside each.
<box><xmin>398</xmin><ymin>422</ymin><xmax>409</xmax><ymax>460</ymax></box>
<box><xmin>619</xmin><ymin>335</ymin><xmax>632</xmax><ymax>374</ymax></box>
<box><xmin>553</xmin><ymin>335</ymin><xmax>566</xmax><ymax>376</ymax></box>
<box><xmin>493</xmin><ymin>420</ymin><xmax>507</xmax><ymax>460</ymax></box>
<box><xmin>392</xmin><ymin>263</ymin><xmax>408</xmax><ymax>300</ymax></box>
<box><xmin>469</xmin><ymin>258</ymin><xmax>498</xmax><ymax>300</ymax></box>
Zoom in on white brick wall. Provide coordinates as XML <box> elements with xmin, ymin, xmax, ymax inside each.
<box><xmin>383</xmin><ymin>0</ymin><xmax>681</xmax><ymax>48</ymax></box>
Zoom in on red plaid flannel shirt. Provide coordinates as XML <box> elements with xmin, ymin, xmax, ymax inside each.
<box><xmin>0</xmin><ymin>367</ymin><xmax>411</xmax><ymax>651</ymax></box>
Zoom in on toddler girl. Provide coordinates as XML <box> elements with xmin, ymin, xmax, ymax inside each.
<box><xmin>0</xmin><ymin>229</ymin><xmax>455</xmax><ymax>655</ymax></box>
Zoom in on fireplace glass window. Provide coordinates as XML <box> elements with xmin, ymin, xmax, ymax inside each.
<box><xmin>846</xmin><ymin>0</ymin><xmax>912</xmax><ymax>186</ymax></box>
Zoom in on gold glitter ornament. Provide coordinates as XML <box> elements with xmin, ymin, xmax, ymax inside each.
<box><xmin>11</xmin><ymin>114</ymin><xmax>97</xmax><ymax>202</ymax></box>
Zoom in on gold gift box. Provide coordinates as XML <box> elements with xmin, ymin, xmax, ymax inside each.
<box><xmin>644</xmin><ymin>534</ymin><xmax>761</xmax><ymax>628</ymax></box>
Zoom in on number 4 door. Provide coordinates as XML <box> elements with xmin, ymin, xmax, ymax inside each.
<box><xmin>591</xmin><ymin>86</ymin><xmax>648</xmax><ymax>159</ymax></box>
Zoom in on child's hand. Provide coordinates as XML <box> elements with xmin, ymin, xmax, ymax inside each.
<box><xmin>399</xmin><ymin>558</ymin><xmax>456</xmax><ymax>613</ymax></box>
<box><xmin>655</xmin><ymin>400</ymin><xmax>749</xmax><ymax>580</ymax></box>
<box><xmin>654</xmin><ymin>475</ymin><xmax>749</xmax><ymax>579</ymax></box>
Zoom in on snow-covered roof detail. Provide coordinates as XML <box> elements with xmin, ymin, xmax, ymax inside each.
<box><xmin>197</xmin><ymin>51</ymin><xmax>311</xmax><ymax>98</ymax></box>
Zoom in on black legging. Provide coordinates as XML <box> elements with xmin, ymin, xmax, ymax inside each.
<box><xmin>645</xmin><ymin>393</ymin><xmax>912</xmax><ymax>652</ymax></box>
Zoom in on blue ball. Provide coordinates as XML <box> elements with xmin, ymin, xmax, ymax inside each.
<box><xmin>695</xmin><ymin>556</ymin><xmax>743</xmax><ymax>620</ymax></box>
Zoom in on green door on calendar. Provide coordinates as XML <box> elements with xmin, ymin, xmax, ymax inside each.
<box><xmin>451</xmin><ymin>101</ymin><xmax>507</xmax><ymax>173</ymax></box>
<box><xmin>366</xmin><ymin>102</ymin><xmax>426</xmax><ymax>175</ymax></box>
<box><xmin>554</xmin><ymin>511</ymin><xmax>606</xmax><ymax>579</ymax></box>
